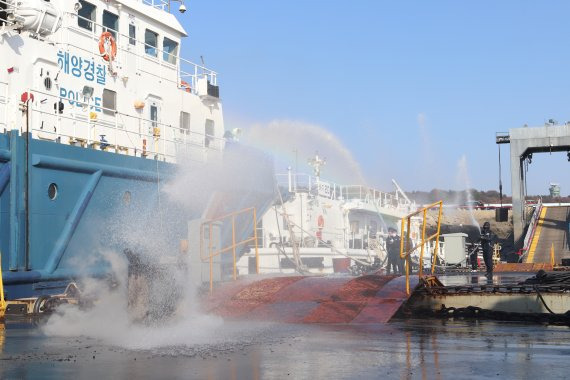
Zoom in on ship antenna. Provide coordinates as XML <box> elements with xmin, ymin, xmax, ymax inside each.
<box><xmin>307</xmin><ymin>151</ymin><xmax>326</xmax><ymax>179</ymax></box>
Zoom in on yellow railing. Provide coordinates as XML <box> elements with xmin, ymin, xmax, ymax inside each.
<box><xmin>400</xmin><ymin>201</ymin><xmax>444</xmax><ymax>295</ymax></box>
<box><xmin>200</xmin><ymin>207</ymin><xmax>259</xmax><ymax>293</ymax></box>
<box><xmin>0</xmin><ymin>252</ymin><xmax>5</xmax><ymax>319</ymax></box>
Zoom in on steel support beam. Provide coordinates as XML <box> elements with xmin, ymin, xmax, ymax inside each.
<box><xmin>44</xmin><ymin>170</ymin><xmax>103</xmax><ymax>273</ymax></box>
<box><xmin>508</xmin><ymin>125</ymin><xmax>570</xmax><ymax>245</ymax></box>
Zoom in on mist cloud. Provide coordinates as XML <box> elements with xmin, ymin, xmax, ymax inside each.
<box><xmin>243</xmin><ymin>119</ymin><xmax>366</xmax><ymax>184</ymax></box>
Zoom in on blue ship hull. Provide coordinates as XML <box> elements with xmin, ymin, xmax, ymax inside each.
<box><xmin>0</xmin><ymin>131</ymin><xmax>274</xmax><ymax>300</ymax></box>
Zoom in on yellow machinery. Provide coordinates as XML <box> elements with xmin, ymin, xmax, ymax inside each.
<box><xmin>399</xmin><ymin>201</ymin><xmax>444</xmax><ymax>295</ymax></box>
<box><xmin>0</xmin><ymin>251</ymin><xmax>80</xmax><ymax>318</ymax></box>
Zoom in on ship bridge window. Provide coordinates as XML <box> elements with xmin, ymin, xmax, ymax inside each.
<box><xmin>150</xmin><ymin>105</ymin><xmax>158</xmax><ymax>127</ymax></box>
<box><xmin>102</xmin><ymin>89</ymin><xmax>116</xmax><ymax>116</ymax></box>
<box><xmin>77</xmin><ymin>1</ymin><xmax>96</xmax><ymax>31</ymax></box>
<box><xmin>103</xmin><ymin>11</ymin><xmax>119</xmax><ymax>38</ymax></box>
<box><xmin>145</xmin><ymin>29</ymin><xmax>158</xmax><ymax>57</ymax></box>
<box><xmin>129</xmin><ymin>24</ymin><xmax>136</xmax><ymax>45</ymax></box>
<box><xmin>179</xmin><ymin>111</ymin><xmax>190</xmax><ymax>134</ymax></box>
<box><xmin>163</xmin><ymin>37</ymin><xmax>179</xmax><ymax>64</ymax></box>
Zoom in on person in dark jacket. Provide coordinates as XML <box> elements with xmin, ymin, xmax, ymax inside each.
<box><xmin>480</xmin><ymin>222</ymin><xmax>495</xmax><ymax>279</ymax></box>
<box><xmin>385</xmin><ymin>227</ymin><xmax>402</xmax><ymax>275</ymax></box>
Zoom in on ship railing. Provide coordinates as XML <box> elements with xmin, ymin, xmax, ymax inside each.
<box><xmin>64</xmin><ymin>13</ymin><xmax>217</xmax><ymax>95</ymax></box>
<box><xmin>276</xmin><ymin>173</ymin><xmax>346</xmax><ymax>200</ymax></box>
<box><xmin>342</xmin><ymin>185</ymin><xmax>406</xmax><ymax>209</ymax></box>
<box><xmin>400</xmin><ymin>201</ymin><xmax>443</xmax><ymax>295</ymax></box>
<box><xmin>141</xmin><ymin>0</ymin><xmax>169</xmax><ymax>11</ymax></box>
<box><xmin>26</xmin><ymin>88</ymin><xmax>225</xmax><ymax>162</ymax></box>
<box><xmin>200</xmin><ymin>207</ymin><xmax>259</xmax><ymax>294</ymax></box>
<box><xmin>277</xmin><ymin>173</ymin><xmax>315</xmax><ymax>194</ymax></box>
<box><xmin>276</xmin><ymin>173</ymin><xmax>410</xmax><ymax>209</ymax></box>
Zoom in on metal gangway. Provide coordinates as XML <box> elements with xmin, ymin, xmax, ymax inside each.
<box><xmin>525</xmin><ymin>205</ymin><xmax>570</xmax><ymax>265</ymax></box>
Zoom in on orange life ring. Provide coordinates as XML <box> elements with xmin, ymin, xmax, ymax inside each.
<box><xmin>317</xmin><ymin>215</ymin><xmax>325</xmax><ymax>228</ymax></box>
<box><xmin>98</xmin><ymin>31</ymin><xmax>117</xmax><ymax>62</ymax></box>
<box><xmin>180</xmin><ymin>80</ymin><xmax>191</xmax><ymax>93</ymax></box>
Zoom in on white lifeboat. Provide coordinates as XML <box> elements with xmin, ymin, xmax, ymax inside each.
<box><xmin>5</xmin><ymin>0</ymin><xmax>62</xmax><ymax>36</ymax></box>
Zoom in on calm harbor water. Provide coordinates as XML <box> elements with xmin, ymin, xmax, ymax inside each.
<box><xmin>1</xmin><ymin>317</ymin><xmax>569</xmax><ymax>379</ymax></box>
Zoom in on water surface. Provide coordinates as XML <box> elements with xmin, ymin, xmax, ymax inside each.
<box><xmin>1</xmin><ymin>318</ymin><xmax>569</xmax><ymax>379</ymax></box>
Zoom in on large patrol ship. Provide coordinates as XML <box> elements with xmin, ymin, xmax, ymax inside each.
<box><xmin>0</xmin><ymin>0</ymin><xmax>273</xmax><ymax>300</ymax></box>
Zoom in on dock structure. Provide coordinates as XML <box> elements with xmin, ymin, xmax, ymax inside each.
<box><xmin>525</xmin><ymin>206</ymin><xmax>570</xmax><ymax>264</ymax></box>
<box><xmin>500</xmin><ymin>125</ymin><xmax>570</xmax><ymax>245</ymax></box>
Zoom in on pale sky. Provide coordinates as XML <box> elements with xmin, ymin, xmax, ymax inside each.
<box><xmin>178</xmin><ymin>0</ymin><xmax>570</xmax><ymax>196</ymax></box>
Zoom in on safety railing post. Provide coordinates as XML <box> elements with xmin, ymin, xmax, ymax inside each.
<box><xmin>406</xmin><ymin>217</ymin><xmax>411</xmax><ymax>294</ymax></box>
<box><xmin>419</xmin><ymin>208</ymin><xmax>427</xmax><ymax>278</ymax></box>
<box><xmin>400</xmin><ymin>217</ymin><xmax>407</xmax><ymax>294</ymax></box>
<box><xmin>253</xmin><ymin>208</ymin><xmax>260</xmax><ymax>274</ymax></box>
<box><xmin>232</xmin><ymin>215</ymin><xmax>237</xmax><ymax>280</ymax></box>
<box><xmin>199</xmin><ymin>222</ymin><xmax>204</xmax><ymax>266</ymax></box>
<box><xmin>431</xmin><ymin>202</ymin><xmax>443</xmax><ymax>274</ymax></box>
<box><xmin>209</xmin><ymin>222</ymin><xmax>213</xmax><ymax>294</ymax></box>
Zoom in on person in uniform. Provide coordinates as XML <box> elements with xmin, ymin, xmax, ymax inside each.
<box><xmin>385</xmin><ymin>227</ymin><xmax>402</xmax><ymax>275</ymax></box>
<box><xmin>480</xmin><ymin>222</ymin><xmax>495</xmax><ymax>279</ymax></box>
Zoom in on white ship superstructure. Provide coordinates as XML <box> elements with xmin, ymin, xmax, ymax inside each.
<box><xmin>1</xmin><ymin>0</ymin><xmax>225</xmax><ymax>161</ymax></box>
<box><xmin>0</xmin><ymin>0</ymin><xmax>279</xmax><ymax>300</ymax></box>
<box><xmin>237</xmin><ymin>154</ymin><xmax>421</xmax><ymax>275</ymax></box>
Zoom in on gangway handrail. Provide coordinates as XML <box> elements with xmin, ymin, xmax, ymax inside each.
<box><xmin>199</xmin><ymin>207</ymin><xmax>259</xmax><ymax>293</ymax></box>
<box><xmin>520</xmin><ymin>198</ymin><xmax>543</xmax><ymax>261</ymax></box>
<box><xmin>400</xmin><ymin>200</ymin><xmax>443</xmax><ymax>295</ymax></box>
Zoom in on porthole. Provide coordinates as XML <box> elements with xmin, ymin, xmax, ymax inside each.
<box><xmin>123</xmin><ymin>191</ymin><xmax>131</xmax><ymax>205</ymax></box>
<box><xmin>44</xmin><ymin>76</ymin><xmax>52</xmax><ymax>91</ymax></box>
<box><xmin>48</xmin><ymin>183</ymin><xmax>58</xmax><ymax>200</ymax></box>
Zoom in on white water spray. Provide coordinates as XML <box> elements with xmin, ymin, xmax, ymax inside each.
<box><xmin>243</xmin><ymin>119</ymin><xmax>366</xmax><ymax>184</ymax></box>
<box><xmin>41</xmin><ymin>147</ymin><xmax>275</xmax><ymax>350</ymax></box>
<box><xmin>455</xmin><ymin>155</ymin><xmax>480</xmax><ymax>231</ymax></box>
